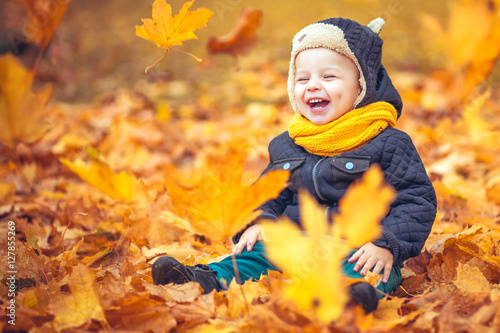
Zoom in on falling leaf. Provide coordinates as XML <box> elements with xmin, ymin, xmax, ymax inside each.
<box><xmin>51</xmin><ymin>265</ymin><xmax>108</xmax><ymax>331</ymax></box>
<box><xmin>14</xmin><ymin>0</ymin><xmax>69</xmax><ymax>49</ymax></box>
<box><xmin>333</xmin><ymin>165</ymin><xmax>395</xmax><ymax>248</ymax></box>
<box><xmin>0</xmin><ymin>53</ymin><xmax>52</xmax><ymax>147</ymax></box>
<box><xmin>60</xmin><ymin>158</ymin><xmax>149</xmax><ymax>203</ymax></box>
<box><xmin>135</xmin><ymin>0</ymin><xmax>214</xmax><ymax>71</ymax></box>
<box><xmin>207</xmin><ymin>7</ymin><xmax>263</xmax><ymax>57</ymax></box>
<box><xmin>262</xmin><ymin>191</ymin><xmax>350</xmax><ymax>323</ymax></box>
<box><xmin>262</xmin><ymin>166</ymin><xmax>395</xmax><ymax>322</ymax></box>
<box><xmin>166</xmin><ymin>151</ymin><xmax>289</xmax><ymax>245</ymax></box>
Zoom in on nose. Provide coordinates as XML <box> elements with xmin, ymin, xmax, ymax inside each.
<box><xmin>306</xmin><ymin>78</ymin><xmax>321</xmax><ymax>91</ymax></box>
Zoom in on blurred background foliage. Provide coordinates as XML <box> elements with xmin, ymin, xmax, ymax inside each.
<box><xmin>3</xmin><ymin>0</ymin><xmax>495</xmax><ymax>103</ymax></box>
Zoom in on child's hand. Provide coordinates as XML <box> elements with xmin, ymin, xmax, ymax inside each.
<box><xmin>347</xmin><ymin>242</ymin><xmax>393</xmax><ymax>283</ymax></box>
<box><xmin>232</xmin><ymin>225</ymin><xmax>265</xmax><ymax>255</ymax></box>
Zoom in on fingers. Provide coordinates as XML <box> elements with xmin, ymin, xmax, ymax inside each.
<box><xmin>382</xmin><ymin>262</ymin><xmax>393</xmax><ymax>283</ymax></box>
<box><xmin>231</xmin><ymin>242</ymin><xmax>244</xmax><ymax>255</ymax></box>
<box><xmin>232</xmin><ymin>239</ymin><xmax>256</xmax><ymax>255</ymax></box>
<box><xmin>357</xmin><ymin>258</ymin><xmax>393</xmax><ymax>282</ymax></box>
<box><xmin>246</xmin><ymin>240</ymin><xmax>255</xmax><ymax>252</ymax></box>
<box><xmin>353</xmin><ymin>252</ymin><xmax>369</xmax><ymax>273</ymax></box>
<box><xmin>372</xmin><ymin>260</ymin><xmax>385</xmax><ymax>275</ymax></box>
<box><xmin>359</xmin><ymin>257</ymin><xmax>377</xmax><ymax>276</ymax></box>
<box><xmin>348</xmin><ymin>248</ymin><xmax>363</xmax><ymax>263</ymax></box>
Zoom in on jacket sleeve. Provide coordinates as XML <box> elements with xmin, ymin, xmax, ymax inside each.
<box><xmin>232</xmin><ymin>137</ymin><xmax>295</xmax><ymax>244</ymax></box>
<box><xmin>373</xmin><ymin>131</ymin><xmax>437</xmax><ymax>266</ymax></box>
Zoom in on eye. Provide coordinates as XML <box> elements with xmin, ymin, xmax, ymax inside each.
<box><xmin>324</xmin><ymin>75</ymin><xmax>336</xmax><ymax>79</ymax></box>
<box><xmin>296</xmin><ymin>77</ymin><xmax>309</xmax><ymax>82</ymax></box>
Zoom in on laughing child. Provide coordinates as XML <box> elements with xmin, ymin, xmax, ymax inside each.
<box><xmin>152</xmin><ymin>17</ymin><xmax>437</xmax><ymax>313</ymax></box>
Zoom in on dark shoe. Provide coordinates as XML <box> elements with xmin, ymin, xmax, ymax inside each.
<box><xmin>152</xmin><ymin>256</ymin><xmax>222</xmax><ymax>294</ymax></box>
<box><xmin>349</xmin><ymin>282</ymin><xmax>379</xmax><ymax>313</ymax></box>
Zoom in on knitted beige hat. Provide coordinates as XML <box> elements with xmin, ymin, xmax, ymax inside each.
<box><xmin>288</xmin><ymin>17</ymin><xmax>385</xmax><ymax>112</ymax></box>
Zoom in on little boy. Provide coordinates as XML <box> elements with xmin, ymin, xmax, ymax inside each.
<box><xmin>153</xmin><ymin>17</ymin><xmax>437</xmax><ymax>313</ymax></box>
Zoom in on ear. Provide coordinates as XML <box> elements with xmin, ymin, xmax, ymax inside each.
<box><xmin>367</xmin><ymin>18</ymin><xmax>385</xmax><ymax>34</ymax></box>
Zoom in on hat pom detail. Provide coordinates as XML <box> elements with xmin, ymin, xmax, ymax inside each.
<box><xmin>367</xmin><ymin>18</ymin><xmax>385</xmax><ymax>34</ymax></box>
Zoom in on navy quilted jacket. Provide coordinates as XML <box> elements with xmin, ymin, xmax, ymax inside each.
<box><xmin>235</xmin><ymin>65</ymin><xmax>437</xmax><ymax>267</ymax></box>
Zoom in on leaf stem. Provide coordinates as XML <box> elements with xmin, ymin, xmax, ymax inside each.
<box><xmin>172</xmin><ymin>48</ymin><xmax>202</xmax><ymax>62</ymax></box>
<box><xmin>145</xmin><ymin>49</ymin><xmax>169</xmax><ymax>73</ymax></box>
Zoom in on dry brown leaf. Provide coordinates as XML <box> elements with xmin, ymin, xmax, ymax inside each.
<box><xmin>207</xmin><ymin>7</ymin><xmax>263</xmax><ymax>57</ymax></box>
<box><xmin>14</xmin><ymin>0</ymin><xmax>69</xmax><ymax>49</ymax></box>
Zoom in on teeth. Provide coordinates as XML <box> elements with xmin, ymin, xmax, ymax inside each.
<box><xmin>309</xmin><ymin>99</ymin><xmax>324</xmax><ymax>103</ymax></box>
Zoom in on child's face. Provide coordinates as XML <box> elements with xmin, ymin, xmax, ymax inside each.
<box><xmin>294</xmin><ymin>48</ymin><xmax>361</xmax><ymax>125</ymax></box>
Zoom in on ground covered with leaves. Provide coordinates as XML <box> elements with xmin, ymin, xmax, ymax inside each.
<box><xmin>1</xmin><ymin>0</ymin><xmax>500</xmax><ymax>332</ymax></box>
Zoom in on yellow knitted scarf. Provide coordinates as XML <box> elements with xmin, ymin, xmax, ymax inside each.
<box><xmin>288</xmin><ymin>101</ymin><xmax>397</xmax><ymax>156</ymax></box>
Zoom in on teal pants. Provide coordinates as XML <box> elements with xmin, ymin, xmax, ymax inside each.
<box><xmin>208</xmin><ymin>241</ymin><xmax>401</xmax><ymax>298</ymax></box>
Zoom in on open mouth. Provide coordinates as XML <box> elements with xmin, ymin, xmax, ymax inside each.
<box><xmin>308</xmin><ymin>98</ymin><xmax>330</xmax><ymax>110</ymax></box>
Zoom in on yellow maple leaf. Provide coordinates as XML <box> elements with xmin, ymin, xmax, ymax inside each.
<box><xmin>135</xmin><ymin>0</ymin><xmax>214</xmax><ymax>72</ymax></box>
<box><xmin>51</xmin><ymin>265</ymin><xmax>108</xmax><ymax>331</ymax></box>
<box><xmin>262</xmin><ymin>166</ymin><xmax>395</xmax><ymax>322</ymax></box>
<box><xmin>166</xmin><ymin>151</ymin><xmax>289</xmax><ymax>245</ymax></box>
<box><xmin>60</xmin><ymin>158</ymin><xmax>148</xmax><ymax>203</ymax></box>
<box><xmin>262</xmin><ymin>192</ymin><xmax>349</xmax><ymax>322</ymax></box>
<box><xmin>333</xmin><ymin>165</ymin><xmax>395</xmax><ymax>248</ymax></box>
<box><xmin>0</xmin><ymin>53</ymin><xmax>52</xmax><ymax>147</ymax></box>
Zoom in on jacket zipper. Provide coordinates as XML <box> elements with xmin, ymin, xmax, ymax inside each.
<box><xmin>312</xmin><ymin>157</ymin><xmax>327</xmax><ymax>201</ymax></box>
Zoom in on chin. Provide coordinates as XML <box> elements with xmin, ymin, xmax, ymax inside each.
<box><xmin>306</xmin><ymin>116</ymin><xmax>329</xmax><ymax>126</ymax></box>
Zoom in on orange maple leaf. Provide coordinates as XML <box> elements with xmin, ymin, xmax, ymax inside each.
<box><xmin>166</xmin><ymin>151</ymin><xmax>289</xmax><ymax>246</ymax></box>
<box><xmin>207</xmin><ymin>7</ymin><xmax>263</xmax><ymax>57</ymax></box>
<box><xmin>14</xmin><ymin>0</ymin><xmax>69</xmax><ymax>50</ymax></box>
<box><xmin>0</xmin><ymin>53</ymin><xmax>52</xmax><ymax>147</ymax></box>
<box><xmin>135</xmin><ymin>0</ymin><xmax>214</xmax><ymax>72</ymax></box>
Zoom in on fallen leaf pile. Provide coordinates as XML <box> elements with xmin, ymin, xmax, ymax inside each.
<box><xmin>1</xmin><ymin>0</ymin><xmax>500</xmax><ymax>331</ymax></box>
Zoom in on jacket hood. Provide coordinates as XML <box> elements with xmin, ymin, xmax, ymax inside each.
<box><xmin>373</xmin><ymin>64</ymin><xmax>403</xmax><ymax>118</ymax></box>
